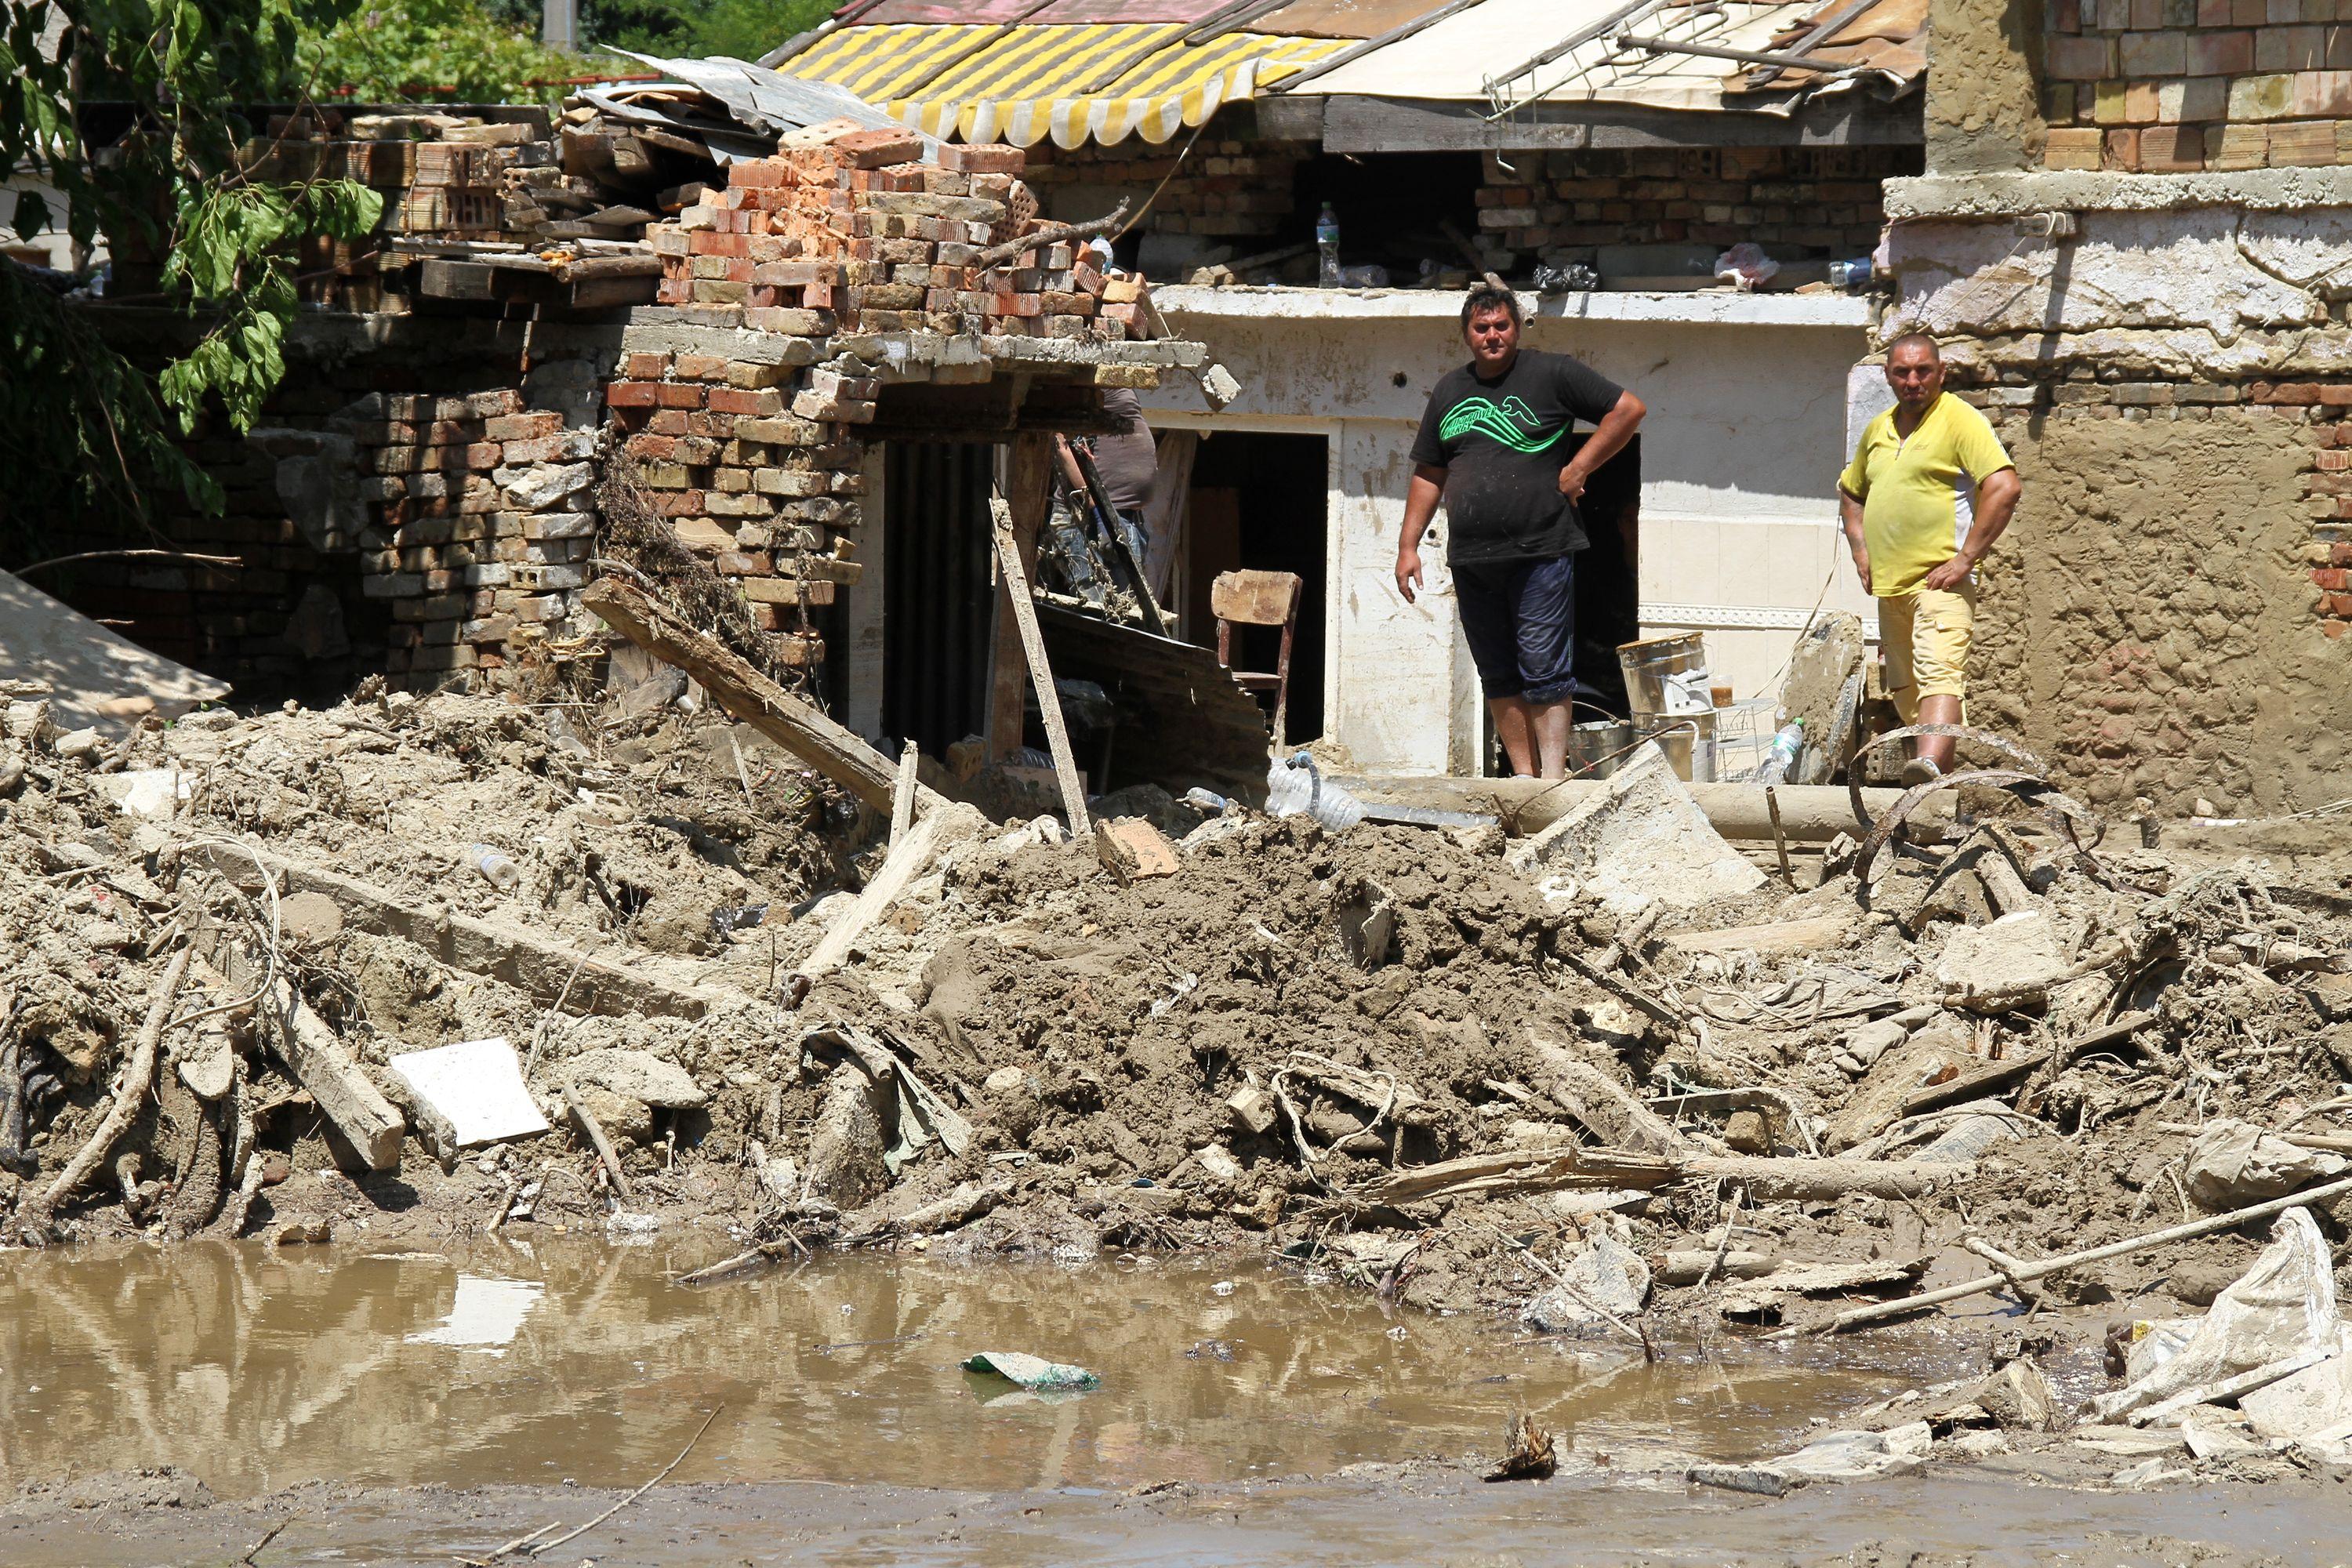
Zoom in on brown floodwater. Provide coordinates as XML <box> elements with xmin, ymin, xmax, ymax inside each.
<box><xmin>0</xmin><ymin>1237</ymin><xmax>1978</xmax><ymax>1499</ymax></box>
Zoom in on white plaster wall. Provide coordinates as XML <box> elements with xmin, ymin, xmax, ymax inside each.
<box><xmin>1147</xmin><ymin>293</ymin><xmax>1873</xmax><ymax>770</ymax></box>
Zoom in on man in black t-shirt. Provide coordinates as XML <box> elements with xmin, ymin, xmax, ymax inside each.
<box><xmin>1399</xmin><ymin>286</ymin><xmax>1646</xmax><ymax>779</ymax></box>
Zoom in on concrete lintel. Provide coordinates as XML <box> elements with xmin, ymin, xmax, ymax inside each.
<box><xmin>977</xmin><ymin>335</ymin><xmax>1207</xmax><ymax>368</ymax></box>
<box><xmin>1153</xmin><ymin>284</ymin><xmax>1874</xmax><ymax>330</ymax></box>
<box><xmin>1887</xmin><ymin>168</ymin><xmax>2352</xmax><ymax>220</ymax></box>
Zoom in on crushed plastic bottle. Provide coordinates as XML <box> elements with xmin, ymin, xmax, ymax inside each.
<box><xmin>469</xmin><ymin>843</ymin><xmax>521</xmax><ymax>892</ymax></box>
<box><xmin>1754</xmin><ymin>719</ymin><xmax>1806</xmax><ymax>788</ymax></box>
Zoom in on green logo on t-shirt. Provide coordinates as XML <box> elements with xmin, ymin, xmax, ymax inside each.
<box><xmin>1438</xmin><ymin>394</ymin><xmax>1560</xmax><ymax>453</ymax></box>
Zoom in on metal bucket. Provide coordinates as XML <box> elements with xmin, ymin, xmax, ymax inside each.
<box><xmin>1640</xmin><ymin>713</ymin><xmax>1718</xmax><ymax>784</ymax></box>
<box><xmin>1570</xmin><ymin>720</ymin><xmax>1635</xmax><ymax>779</ymax></box>
<box><xmin>1617</xmin><ymin>633</ymin><xmax>1712</xmax><ymax>721</ymax></box>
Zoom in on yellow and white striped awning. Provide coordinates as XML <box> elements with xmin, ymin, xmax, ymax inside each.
<box><xmin>783</xmin><ymin>24</ymin><xmax>1347</xmax><ymax>148</ymax></box>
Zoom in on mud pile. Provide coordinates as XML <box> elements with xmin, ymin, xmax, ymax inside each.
<box><xmin>5</xmin><ymin>676</ymin><xmax>2351</xmax><ymax>1416</ymax></box>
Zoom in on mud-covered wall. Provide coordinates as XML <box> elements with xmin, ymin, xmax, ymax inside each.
<box><xmin>1882</xmin><ymin>201</ymin><xmax>2352</xmax><ymax>813</ymax></box>
<box><xmin>1925</xmin><ymin>0</ymin><xmax>2048</xmax><ymax>174</ymax></box>
<box><xmin>1964</xmin><ymin>399</ymin><xmax>2349</xmax><ymax>815</ymax></box>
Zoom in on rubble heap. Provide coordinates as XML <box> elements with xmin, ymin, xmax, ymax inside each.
<box><xmin>5</xmin><ymin>682</ymin><xmax>2350</xmax><ymax>1471</ymax></box>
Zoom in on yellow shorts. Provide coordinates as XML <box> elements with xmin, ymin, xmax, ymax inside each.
<box><xmin>1878</xmin><ymin>583</ymin><xmax>1975</xmax><ymax>724</ymax></box>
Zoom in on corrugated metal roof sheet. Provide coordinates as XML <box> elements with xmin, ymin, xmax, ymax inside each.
<box><xmin>1275</xmin><ymin>0</ymin><xmax>1924</xmax><ymax>113</ymax></box>
<box><xmin>782</xmin><ymin>23</ymin><xmax>1348</xmax><ymax>146</ymax></box>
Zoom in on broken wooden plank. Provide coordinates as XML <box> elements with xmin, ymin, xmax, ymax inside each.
<box><xmin>1685</xmin><ymin>1156</ymin><xmax>1974</xmax><ymax>1201</ymax></box>
<box><xmin>269</xmin><ymin>979</ymin><xmax>405</xmax><ymax>1171</ymax></box>
<box><xmin>797</xmin><ymin>812</ymin><xmax>946</xmax><ymax>981</ymax></box>
<box><xmin>188</xmin><ymin>842</ymin><xmax>735</xmax><ymax>1022</ymax></box>
<box><xmin>583</xmin><ymin>577</ymin><xmax>944</xmax><ymax>817</ymax></box>
<box><xmin>1534</xmin><ymin>1043</ymin><xmax>1701</xmax><ymax>1158</ymax></box>
<box><xmin>1348</xmin><ymin>1145</ymin><xmax>1680</xmax><ymax>1205</ymax></box>
<box><xmin>990</xmin><ymin>496</ymin><xmax>1091</xmax><ymax>835</ymax></box>
<box><xmin>1664</xmin><ymin>914</ymin><xmax>1853</xmax><ymax>956</ymax></box>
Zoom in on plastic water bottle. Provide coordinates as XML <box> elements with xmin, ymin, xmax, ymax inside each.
<box><xmin>1755</xmin><ymin>720</ymin><xmax>1805</xmax><ymax>787</ymax></box>
<box><xmin>469</xmin><ymin>843</ymin><xmax>521</xmax><ymax>892</ymax></box>
<box><xmin>1316</xmin><ymin>203</ymin><xmax>1341</xmax><ymax>286</ymax></box>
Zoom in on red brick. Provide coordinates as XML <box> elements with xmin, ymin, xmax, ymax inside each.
<box><xmin>730</xmin><ymin>159</ymin><xmax>789</xmax><ymax>188</ymax></box>
<box><xmin>647</xmin><ymin>409</ymin><xmax>690</xmax><ymax>436</ymax></box>
<box><xmin>2314</xmin><ymin>567</ymin><xmax>2352</xmax><ymax>591</ymax></box>
<box><xmin>832</xmin><ymin>129</ymin><xmax>924</xmax><ymax>169</ymax></box>
<box><xmin>2334</xmin><ymin>542</ymin><xmax>2352</xmax><ymax>566</ymax></box>
<box><xmin>2330</xmin><ymin>591</ymin><xmax>2352</xmax><ymax>615</ymax></box>
<box><xmin>624</xmin><ymin>434</ymin><xmax>677</xmax><ymax>461</ymax></box>
<box><xmin>655</xmin><ymin>382</ymin><xmax>706</xmax><ymax>409</ymax></box>
<box><xmin>2323</xmin><ymin>619</ymin><xmax>2349</xmax><ymax>639</ymax></box>
<box><xmin>2103</xmin><ymin>129</ymin><xmax>2142</xmax><ymax>170</ymax></box>
<box><xmin>2256</xmin><ymin>382</ymin><xmax>2323</xmax><ymax>404</ymax></box>
<box><xmin>2320</xmin><ymin>385</ymin><xmax>2352</xmax><ymax>406</ymax></box>
<box><xmin>671</xmin><ymin>354</ymin><xmax>729</xmax><ymax>382</ymax></box>
<box><xmin>2138</xmin><ymin>125</ymin><xmax>2205</xmax><ymax>172</ymax></box>
<box><xmin>707</xmin><ymin>387</ymin><xmax>784</xmax><ymax>416</ymax></box>
<box><xmin>621</xmin><ymin>352</ymin><xmax>669</xmax><ymax>379</ymax></box>
<box><xmin>2186</xmin><ymin>30</ymin><xmax>2253</xmax><ymax>74</ymax></box>
<box><xmin>606</xmin><ymin>379</ymin><xmax>661</xmax><ymax>408</ymax></box>
<box><xmin>2047</xmin><ymin>34</ymin><xmax>2114</xmax><ymax>78</ymax></box>
<box><xmin>485</xmin><ymin>412</ymin><xmax>561</xmax><ymax>441</ymax></box>
<box><xmin>939</xmin><ymin>142</ymin><xmax>1025</xmax><ymax>175</ymax></box>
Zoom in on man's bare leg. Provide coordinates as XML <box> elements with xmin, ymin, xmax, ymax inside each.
<box><xmin>1915</xmin><ymin>694</ymin><xmax>1961</xmax><ymax>771</ymax></box>
<box><xmin>1530</xmin><ymin>698</ymin><xmax>1572</xmax><ymax>780</ymax></box>
<box><xmin>1489</xmin><ymin>695</ymin><xmax>1536</xmax><ymax>776</ymax></box>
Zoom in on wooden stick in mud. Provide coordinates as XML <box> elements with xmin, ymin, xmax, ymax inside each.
<box><xmin>562</xmin><ymin>1080</ymin><xmax>635</xmax><ymax>1203</ymax></box>
<box><xmin>989</xmin><ymin>498</ymin><xmax>1092</xmax><ymax>835</ymax></box>
<box><xmin>518</xmin><ymin>1402</ymin><xmax>724</xmax><ymax>1559</ymax></box>
<box><xmin>24</xmin><ymin>949</ymin><xmax>191</xmax><ymax>1234</ymax></box>
<box><xmin>677</xmin><ymin>1238</ymin><xmax>801</xmax><ymax>1287</ymax></box>
<box><xmin>1822</xmin><ymin>1171</ymin><xmax>2352</xmax><ymax>1334</ymax></box>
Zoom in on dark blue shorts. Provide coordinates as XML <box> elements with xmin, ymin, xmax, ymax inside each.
<box><xmin>1454</xmin><ymin>554</ymin><xmax>1579</xmax><ymax>704</ymax></box>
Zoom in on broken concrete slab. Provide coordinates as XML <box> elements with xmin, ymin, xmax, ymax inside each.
<box><xmin>564</xmin><ymin>1048</ymin><xmax>709</xmax><ymax>1109</ymax></box>
<box><xmin>1504</xmin><ymin>743</ymin><xmax>1765</xmax><ymax>913</ymax></box>
<box><xmin>0</xmin><ymin>572</ymin><xmax>229</xmax><ymax>733</ymax></box>
<box><xmin>1521</xmin><ymin>1230</ymin><xmax>1651</xmax><ymax>1333</ymax></box>
<box><xmin>1936</xmin><ymin>909</ymin><xmax>2069</xmax><ymax>1010</ymax></box>
<box><xmin>388</xmin><ymin>1036</ymin><xmax>551</xmax><ymax>1153</ymax></box>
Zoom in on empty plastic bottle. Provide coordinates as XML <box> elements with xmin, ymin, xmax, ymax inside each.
<box><xmin>470</xmin><ymin>843</ymin><xmax>521</xmax><ymax>892</ymax></box>
<box><xmin>1316</xmin><ymin>202</ymin><xmax>1341</xmax><ymax>286</ymax></box>
<box><xmin>1754</xmin><ymin>719</ymin><xmax>1806</xmax><ymax>788</ymax></box>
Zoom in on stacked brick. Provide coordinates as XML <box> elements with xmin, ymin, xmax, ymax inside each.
<box><xmin>1020</xmin><ymin>136</ymin><xmax>1309</xmax><ymax>241</ymax></box>
<box><xmin>604</xmin><ymin>350</ymin><xmax>866</xmax><ymax>651</ymax></box>
<box><xmin>340</xmin><ymin>390</ymin><xmax>604</xmax><ymax>686</ymax></box>
<box><xmin>1477</xmin><ymin>147</ymin><xmax>1911</xmax><ymax>270</ymax></box>
<box><xmin>2270</xmin><ymin>383</ymin><xmax>2352</xmax><ymax>639</ymax></box>
<box><xmin>643</xmin><ymin>127</ymin><xmax>1156</xmax><ymax>342</ymax></box>
<box><xmin>2043</xmin><ymin>0</ymin><xmax>2352</xmax><ymax>172</ymax></box>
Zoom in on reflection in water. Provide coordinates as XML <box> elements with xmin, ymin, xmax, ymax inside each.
<box><xmin>405</xmin><ymin>1276</ymin><xmax>546</xmax><ymax>1355</ymax></box>
<box><xmin>0</xmin><ymin>1241</ymin><xmax>1960</xmax><ymax>1498</ymax></box>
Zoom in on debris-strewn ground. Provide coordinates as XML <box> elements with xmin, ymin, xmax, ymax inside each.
<box><xmin>5</xmin><ymin>677</ymin><xmax>2351</xmax><ymax>1486</ymax></box>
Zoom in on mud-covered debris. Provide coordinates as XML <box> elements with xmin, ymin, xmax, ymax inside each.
<box><xmin>962</xmin><ymin>1351</ymin><xmax>1099</xmax><ymax>1391</ymax></box>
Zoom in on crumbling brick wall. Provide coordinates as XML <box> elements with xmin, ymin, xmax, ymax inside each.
<box><xmin>1019</xmin><ymin>134</ymin><xmax>1310</xmax><ymax>244</ymax></box>
<box><xmin>2042</xmin><ymin>0</ymin><xmax>2352</xmax><ymax>171</ymax></box>
<box><xmin>1475</xmin><ymin>146</ymin><xmax>1915</xmax><ymax>271</ymax></box>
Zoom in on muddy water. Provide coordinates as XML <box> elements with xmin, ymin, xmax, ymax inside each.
<box><xmin>0</xmin><ymin>1240</ymin><xmax>1967</xmax><ymax>1498</ymax></box>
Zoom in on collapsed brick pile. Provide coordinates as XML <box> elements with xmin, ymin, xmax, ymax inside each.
<box><xmin>646</xmin><ymin>123</ymin><xmax>1156</xmax><ymax>340</ymax></box>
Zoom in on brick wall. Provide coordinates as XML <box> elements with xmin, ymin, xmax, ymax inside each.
<box><xmin>2042</xmin><ymin>0</ymin><xmax>2352</xmax><ymax>171</ymax></box>
<box><xmin>1021</xmin><ymin>136</ymin><xmax>1310</xmax><ymax>243</ymax></box>
<box><xmin>1475</xmin><ymin>146</ymin><xmax>1913</xmax><ymax>268</ymax></box>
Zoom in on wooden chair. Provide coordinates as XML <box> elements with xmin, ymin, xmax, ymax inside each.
<box><xmin>1210</xmin><ymin>568</ymin><xmax>1303</xmax><ymax>752</ymax></box>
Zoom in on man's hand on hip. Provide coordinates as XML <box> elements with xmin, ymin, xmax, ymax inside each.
<box><xmin>1918</xmin><ymin>553</ymin><xmax>1975</xmax><ymax>593</ymax></box>
<box><xmin>1395</xmin><ymin>544</ymin><xmax>1423</xmax><ymax>604</ymax></box>
<box><xmin>1555</xmin><ymin>464</ymin><xmax>1588</xmax><ymax>503</ymax></box>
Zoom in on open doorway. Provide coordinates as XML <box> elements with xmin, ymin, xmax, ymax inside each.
<box><xmin>1478</xmin><ymin>431</ymin><xmax>1642</xmax><ymax>775</ymax></box>
<box><xmin>1177</xmin><ymin>430</ymin><xmax>1327</xmax><ymax>747</ymax></box>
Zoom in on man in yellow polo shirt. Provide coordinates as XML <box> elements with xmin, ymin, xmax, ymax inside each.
<box><xmin>1838</xmin><ymin>333</ymin><xmax>2021</xmax><ymax>784</ymax></box>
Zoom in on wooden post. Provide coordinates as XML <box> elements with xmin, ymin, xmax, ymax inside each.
<box><xmin>987</xmin><ymin>432</ymin><xmax>1055</xmax><ymax>762</ymax></box>
<box><xmin>989</xmin><ymin>497</ymin><xmax>1093</xmax><ymax>836</ymax></box>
